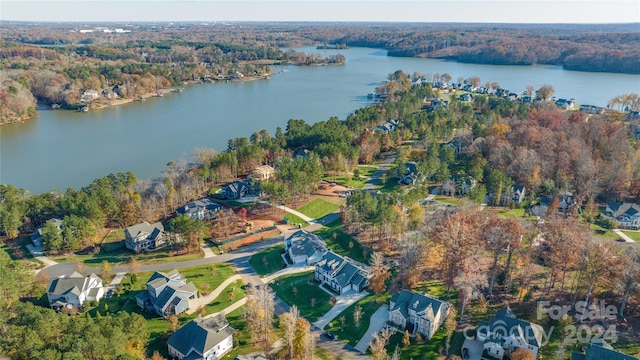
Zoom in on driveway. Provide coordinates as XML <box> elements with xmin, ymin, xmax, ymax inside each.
<box><xmin>26</xmin><ymin>243</ymin><xmax>58</xmax><ymax>269</ymax></box>
<box><xmin>313</xmin><ymin>290</ymin><xmax>368</xmax><ymax>329</ymax></box>
<box><xmin>354</xmin><ymin>304</ymin><xmax>389</xmax><ymax>353</ymax></box>
<box><xmin>613</xmin><ymin>229</ymin><xmax>636</xmax><ymax>243</ymax></box>
<box><xmin>461</xmin><ymin>338</ymin><xmax>484</xmax><ymax>360</ymax></box>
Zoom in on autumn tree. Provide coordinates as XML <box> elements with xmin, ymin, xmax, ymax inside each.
<box><xmin>369</xmin><ymin>327</ymin><xmax>394</xmax><ymax>360</ymax></box>
<box><xmin>481</xmin><ymin>217</ymin><xmax>524</xmax><ymax>296</ymax></box>
<box><xmin>369</xmin><ymin>252</ymin><xmax>390</xmax><ymax>302</ymax></box>
<box><xmin>537</xmin><ymin>84</ymin><xmax>554</xmax><ymax>101</ymax></box>
<box><xmin>279</xmin><ymin>305</ymin><xmax>299</xmax><ymax>360</ymax></box>
<box><xmin>511</xmin><ymin>347</ymin><xmax>534</xmax><ymax>360</ymax></box>
<box><xmin>245</xmin><ymin>284</ymin><xmax>275</xmax><ymax>352</ymax></box>
<box><xmin>616</xmin><ymin>248</ymin><xmax>640</xmax><ymax>317</ymax></box>
<box><xmin>353</xmin><ymin>305</ymin><xmax>363</xmax><ymax>328</ymax></box>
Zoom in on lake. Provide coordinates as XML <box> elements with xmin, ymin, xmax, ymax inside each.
<box><xmin>1</xmin><ymin>47</ymin><xmax>639</xmax><ymax>194</ymax></box>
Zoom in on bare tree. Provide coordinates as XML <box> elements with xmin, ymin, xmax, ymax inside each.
<box><xmin>154</xmin><ymin>182</ymin><xmax>169</xmax><ymax>218</ymax></box>
<box><xmin>279</xmin><ymin>305</ymin><xmax>299</xmax><ymax>360</ymax></box>
<box><xmin>481</xmin><ymin>217</ymin><xmax>523</xmax><ymax>296</ymax></box>
<box><xmin>369</xmin><ymin>327</ymin><xmax>394</xmax><ymax>360</ymax></box>
<box><xmin>617</xmin><ymin>248</ymin><xmax>640</xmax><ymax>317</ymax></box>
<box><xmin>369</xmin><ymin>252</ymin><xmax>390</xmax><ymax>302</ymax></box>
<box><xmin>245</xmin><ymin>285</ymin><xmax>276</xmax><ymax>351</ymax></box>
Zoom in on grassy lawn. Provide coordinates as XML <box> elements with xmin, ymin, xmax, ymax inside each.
<box><xmin>589</xmin><ymin>223</ymin><xmax>619</xmax><ymax>241</ymax></box>
<box><xmin>51</xmin><ymin>246</ymin><xmax>204</xmax><ymax>266</ymax></box>
<box><xmin>314</xmin><ymin>346</ymin><xmax>343</xmax><ymax>360</ymax></box>
<box><xmin>324</xmin><ymin>293</ymin><xmax>391</xmax><ymax>343</ymax></box>
<box><xmin>100</xmin><ymin>229</ymin><xmax>125</xmax><ymax>253</ymax></box>
<box><xmin>621</xmin><ymin>230</ymin><xmax>640</xmax><ymax>242</ymax></box>
<box><xmin>223</xmin><ymin>306</ymin><xmax>260</xmax><ymax>359</ymax></box>
<box><xmin>284</xmin><ymin>213</ymin><xmax>310</xmax><ymax>228</ymax></box>
<box><xmin>434</xmin><ymin>196</ymin><xmax>460</xmax><ymax>206</ymax></box>
<box><xmin>195</xmin><ymin>280</ymin><xmax>246</xmax><ymax>318</ymax></box>
<box><xmin>387</xmin><ymin>325</ymin><xmax>448</xmax><ymax>359</ymax></box>
<box><xmin>269</xmin><ymin>272</ymin><xmax>332</xmax><ymax>323</ymax></box>
<box><xmin>496</xmin><ymin>207</ymin><xmax>526</xmax><ymax>219</ymax></box>
<box><xmin>297</xmin><ymin>198</ymin><xmax>341</xmax><ymax>219</ymax></box>
<box><xmin>249</xmin><ymin>245</ymin><xmax>286</xmax><ymax>276</ymax></box>
<box><xmin>314</xmin><ymin>219</ymin><xmax>372</xmax><ymax>263</ymax></box>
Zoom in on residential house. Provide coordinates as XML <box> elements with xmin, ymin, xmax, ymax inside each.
<box><xmin>294</xmin><ymin>149</ymin><xmax>311</xmax><ymax>160</ymax></box>
<box><xmin>314</xmin><ymin>251</ymin><xmax>370</xmax><ymax>294</ymax></box>
<box><xmin>580</xmin><ymin>104</ymin><xmax>605</xmax><ymax>114</ymax></box>
<box><xmin>31</xmin><ymin>218</ymin><xmax>63</xmax><ymax>247</ymax></box>
<box><xmin>459</xmin><ymin>93</ymin><xmax>474</xmax><ymax>102</ymax></box>
<box><xmin>398</xmin><ymin>161</ymin><xmax>419</xmax><ymax>186</ymax></box>
<box><xmin>570</xmin><ymin>339</ymin><xmax>637</xmax><ymax>360</ymax></box>
<box><xmin>124</xmin><ymin>221</ymin><xmax>167</xmax><ymax>251</ymax></box>
<box><xmin>476</xmin><ymin>307</ymin><xmax>544</xmax><ymax>359</ymax></box>
<box><xmin>388</xmin><ymin>290</ymin><xmax>451</xmax><ymax>340</ymax></box>
<box><xmin>439</xmin><ymin>141</ymin><xmax>461</xmax><ymax>157</ymax></box>
<box><xmin>222</xmin><ymin>181</ymin><xmax>250</xmax><ymax>200</ymax></box>
<box><xmin>283</xmin><ymin>230</ymin><xmax>327</xmax><ymax>265</ymax></box>
<box><xmin>499</xmin><ymin>185</ymin><xmax>526</xmax><ymax>207</ymax></box>
<box><xmin>555</xmin><ymin>98</ymin><xmax>576</xmax><ymax>110</ymax></box>
<box><xmin>533</xmin><ymin>192</ymin><xmax>576</xmax><ymax>217</ymax></box>
<box><xmin>177</xmin><ymin>198</ymin><xmax>223</xmax><ymax>220</ymax></box>
<box><xmin>167</xmin><ymin>314</ymin><xmax>234</xmax><ymax>360</ymax></box>
<box><xmin>605</xmin><ymin>201</ymin><xmax>640</xmax><ymax>229</ymax></box>
<box><xmin>454</xmin><ymin>175</ymin><xmax>477</xmax><ymax>196</ymax></box>
<box><xmin>47</xmin><ymin>272</ymin><xmax>104</xmax><ymax>310</ymax></box>
<box><xmin>135</xmin><ymin>270</ymin><xmax>198</xmax><ymax>318</ymax></box>
<box><xmin>250</xmin><ymin>165</ymin><xmax>275</xmax><ymax>182</ymax></box>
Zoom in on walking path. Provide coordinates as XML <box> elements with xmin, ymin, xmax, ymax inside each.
<box><xmin>262</xmin><ymin>264</ymin><xmax>314</xmax><ymax>283</ymax></box>
<box><xmin>354</xmin><ymin>304</ymin><xmax>389</xmax><ymax>352</ymax></box>
<box><xmin>186</xmin><ymin>274</ymin><xmax>242</xmax><ymax>314</ymax></box>
<box><xmin>313</xmin><ymin>290</ymin><xmax>368</xmax><ymax>330</ymax></box>
<box><xmin>203</xmin><ymin>297</ymin><xmax>248</xmax><ymax>319</ymax></box>
<box><xmin>26</xmin><ymin>244</ymin><xmax>58</xmax><ymax>270</ymax></box>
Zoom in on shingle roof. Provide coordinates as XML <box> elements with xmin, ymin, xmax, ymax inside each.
<box><xmin>390</xmin><ymin>290</ymin><xmax>448</xmax><ymax>321</ymax></box>
<box><xmin>486</xmin><ymin>307</ymin><xmax>544</xmax><ymax>348</ymax></box>
<box><xmin>571</xmin><ymin>343</ymin><xmax>637</xmax><ymax>360</ymax></box>
<box><xmin>287</xmin><ymin>230</ymin><xmax>326</xmax><ymax>258</ymax></box>
<box><xmin>125</xmin><ymin>221</ymin><xmax>164</xmax><ymax>241</ymax></box>
<box><xmin>167</xmin><ymin>315</ymin><xmax>234</xmax><ymax>358</ymax></box>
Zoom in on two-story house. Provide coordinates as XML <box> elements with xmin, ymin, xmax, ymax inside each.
<box><xmin>388</xmin><ymin>290</ymin><xmax>451</xmax><ymax>340</ymax></box>
<box><xmin>177</xmin><ymin>198</ymin><xmax>223</xmax><ymax>220</ymax></box>
<box><xmin>167</xmin><ymin>314</ymin><xmax>234</xmax><ymax>360</ymax></box>
<box><xmin>124</xmin><ymin>221</ymin><xmax>167</xmax><ymax>251</ymax></box>
<box><xmin>136</xmin><ymin>270</ymin><xmax>198</xmax><ymax>318</ymax></box>
<box><xmin>314</xmin><ymin>251</ymin><xmax>370</xmax><ymax>294</ymax></box>
<box><xmin>476</xmin><ymin>307</ymin><xmax>544</xmax><ymax>359</ymax></box>
<box><xmin>283</xmin><ymin>230</ymin><xmax>327</xmax><ymax>265</ymax></box>
<box><xmin>605</xmin><ymin>201</ymin><xmax>640</xmax><ymax>229</ymax></box>
<box><xmin>47</xmin><ymin>271</ymin><xmax>104</xmax><ymax>310</ymax></box>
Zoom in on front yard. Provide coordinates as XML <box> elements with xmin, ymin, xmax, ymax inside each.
<box><xmin>249</xmin><ymin>245</ymin><xmax>286</xmax><ymax>276</ymax></box>
<box><xmin>622</xmin><ymin>230</ymin><xmax>640</xmax><ymax>242</ymax></box>
<box><xmin>323</xmin><ymin>293</ymin><xmax>392</xmax><ymax>344</ymax></box>
<box><xmin>269</xmin><ymin>271</ymin><xmax>332</xmax><ymax>322</ymax></box>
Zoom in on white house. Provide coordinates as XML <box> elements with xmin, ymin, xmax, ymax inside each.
<box><xmin>177</xmin><ymin>198</ymin><xmax>223</xmax><ymax>220</ymax></box>
<box><xmin>476</xmin><ymin>307</ymin><xmax>544</xmax><ymax>359</ymax></box>
<box><xmin>605</xmin><ymin>201</ymin><xmax>640</xmax><ymax>229</ymax></box>
<box><xmin>47</xmin><ymin>272</ymin><xmax>104</xmax><ymax>309</ymax></box>
<box><xmin>135</xmin><ymin>270</ymin><xmax>198</xmax><ymax>318</ymax></box>
<box><xmin>283</xmin><ymin>230</ymin><xmax>327</xmax><ymax>265</ymax></box>
<box><xmin>167</xmin><ymin>314</ymin><xmax>234</xmax><ymax>360</ymax></box>
<box><xmin>314</xmin><ymin>251</ymin><xmax>370</xmax><ymax>294</ymax></box>
<box><xmin>388</xmin><ymin>290</ymin><xmax>450</xmax><ymax>340</ymax></box>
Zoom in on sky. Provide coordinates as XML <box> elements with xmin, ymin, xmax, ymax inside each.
<box><xmin>1</xmin><ymin>0</ymin><xmax>639</xmax><ymax>24</ymax></box>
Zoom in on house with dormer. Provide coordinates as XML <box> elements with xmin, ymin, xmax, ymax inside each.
<box><xmin>125</xmin><ymin>221</ymin><xmax>167</xmax><ymax>251</ymax></box>
<box><xmin>314</xmin><ymin>251</ymin><xmax>370</xmax><ymax>294</ymax></box>
<box><xmin>167</xmin><ymin>314</ymin><xmax>234</xmax><ymax>360</ymax></box>
<box><xmin>283</xmin><ymin>230</ymin><xmax>327</xmax><ymax>265</ymax></box>
<box><xmin>47</xmin><ymin>272</ymin><xmax>104</xmax><ymax>310</ymax></box>
<box><xmin>177</xmin><ymin>198</ymin><xmax>223</xmax><ymax>220</ymax></box>
<box><xmin>388</xmin><ymin>290</ymin><xmax>450</xmax><ymax>340</ymax></box>
<box><xmin>136</xmin><ymin>270</ymin><xmax>198</xmax><ymax>318</ymax></box>
<box><xmin>605</xmin><ymin>201</ymin><xmax>640</xmax><ymax>229</ymax></box>
<box><xmin>476</xmin><ymin>307</ymin><xmax>544</xmax><ymax>359</ymax></box>
<box><xmin>222</xmin><ymin>181</ymin><xmax>250</xmax><ymax>200</ymax></box>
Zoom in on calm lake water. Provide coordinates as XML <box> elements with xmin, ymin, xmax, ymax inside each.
<box><xmin>2</xmin><ymin>47</ymin><xmax>640</xmax><ymax>194</ymax></box>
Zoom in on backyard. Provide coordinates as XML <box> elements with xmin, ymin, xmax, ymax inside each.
<box><xmin>314</xmin><ymin>219</ymin><xmax>372</xmax><ymax>264</ymax></box>
<box><xmin>296</xmin><ymin>198</ymin><xmax>341</xmax><ymax>219</ymax></box>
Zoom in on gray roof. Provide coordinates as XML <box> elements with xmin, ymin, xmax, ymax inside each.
<box><xmin>48</xmin><ymin>272</ymin><xmax>102</xmax><ymax>300</ymax></box>
<box><xmin>167</xmin><ymin>315</ymin><xmax>233</xmax><ymax>358</ymax></box>
<box><xmin>317</xmin><ymin>251</ymin><xmax>346</xmax><ymax>274</ymax></box>
<box><xmin>480</xmin><ymin>307</ymin><xmax>544</xmax><ymax>349</ymax></box>
<box><xmin>125</xmin><ymin>221</ymin><xmax>165</xmax><ymax>240</ymax></box>
<box><xmin>177</xmin><ymin>198</ymin><xmax>222</xmax><ymax>216</ymax></box>
<box><xmin>287</xmin><ymin>230</ymin><xmax>326</xmax><ymax>258</ymax></box>
<box><xmin>334</xmin><ymin>263</ymin><xmax>359</xmax><ymax>287</ymax></box>
<box><xmin>390</xmin><ymin>290</ymin><xmax>448</xmax><ymax>320</ymax></box>
<box><xmin>571</xmin><ymin>343</ymin><xmax>637</xmax><ymax>360</ymax></box>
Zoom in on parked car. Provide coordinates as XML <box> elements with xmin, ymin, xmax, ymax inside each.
<box><xmin>324</xmin><ymin>332</ymin><xmax>337</xmax><ymax>340</ymax></box>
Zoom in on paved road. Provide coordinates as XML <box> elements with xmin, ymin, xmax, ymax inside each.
<box><xmin>613</xmin><ymin>229</ymin><xmax>637</xmax><ymax>243</ymax></box>
<box><xmin>363</xmin><ymin>153</ymin><xmax>396</xmax><ymax>190</ymax></box>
